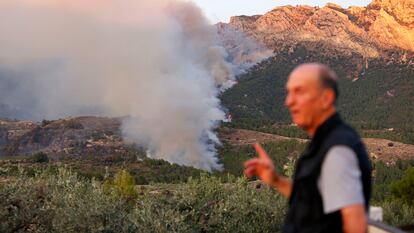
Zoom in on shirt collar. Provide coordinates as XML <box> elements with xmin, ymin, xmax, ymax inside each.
<box><xmin>312</xmin><ymin>112</ymin><xmax>342</xmax><ymax>143</ymax></box>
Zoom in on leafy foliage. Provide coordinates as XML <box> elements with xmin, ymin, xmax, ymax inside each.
<box><xmin>381</xmin><ymin>199</ymin><xmax>414</xmax><ymax>231</ymax></box>
<box><xmin>371</xmin><ymin>160</ymin><xmax>414</xmax><ymax>230</ymax></box>
<box><xmin>1</xmin><ymin>126</ymin><xmax>413</xmax><ymax>231</ymax></box>
<box><xmin>372</xmin><ymin>159</ymin><xmax>414</xmax><ymax>202</ymax></box>
<box><xmin>1</xmin><ymin>153</ymin><xmax>414</xmax><ymax>231</ymax></box>
<box><xmin>106</xmin><ymin>169</ymin><xmax>137</xmax><ymax>199</ymax></box>
<box><xmin>390</xmin><ymin>167</ymin><xmax>414</xmax><ymax>206</ymax></box>
<box><xmin>0</xmin><ymin>167</ymin><xmax>287</xmax><ymax>233</ymax></box>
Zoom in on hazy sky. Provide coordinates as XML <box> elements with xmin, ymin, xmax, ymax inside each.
<box><xmin>192</xmin><ymin>0</ymin><xmax>372</xmax><ymax>23</ymax></box>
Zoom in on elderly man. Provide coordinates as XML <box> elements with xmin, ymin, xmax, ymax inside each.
<box><xmin>244</xmin><ymin>63</ymin><xmax>372</xmax><ymax>233</ymax></box>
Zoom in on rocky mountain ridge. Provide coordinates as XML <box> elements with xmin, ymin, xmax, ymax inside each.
<box><xmin>217</xmin><ymin>0</ymin><xmax>414</xmax><ymax>61</ymax></box>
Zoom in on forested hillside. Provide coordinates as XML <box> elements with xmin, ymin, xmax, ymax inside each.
<box><xmin>220</xmin><ymin>46</ymin><xmax>414</xmax><ymax>143</ymax></box>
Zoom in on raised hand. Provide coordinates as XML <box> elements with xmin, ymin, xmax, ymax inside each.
<box><xmin>244</xmin><ymin>143</ymin><xmax>279</xmax><ymax>186</ymax></box>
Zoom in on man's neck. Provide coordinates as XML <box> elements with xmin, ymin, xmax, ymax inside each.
<box><xmin>307</xmin><ymin>108</ymin><xmax>336</xmax><ymax>137</ymax></box>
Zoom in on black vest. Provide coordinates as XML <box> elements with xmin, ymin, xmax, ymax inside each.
<box><xmin>283</xmin><ymin>113</ymin><xmax>372</xmax><ymax>233</ymax></box>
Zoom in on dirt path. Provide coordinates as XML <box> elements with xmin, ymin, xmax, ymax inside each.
<box><xmin>219</xmin><ymin>128</ymin><xmax>414</xmax><ymax>162</ymax></box>
<box><xmin>363</xmin><ymin>138</ymin><xmax>414</xmax><ymax>162</ymax></box>
<box><xmin>218</xmin><ymin>127</ymin><xmax>307</xmax><ymax>146</ymax></box>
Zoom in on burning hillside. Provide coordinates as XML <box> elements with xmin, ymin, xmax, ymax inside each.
<box><xmin>0</xmin><ymin>0</ymin><xmax>239</xmax><ymax>171</ymax></box>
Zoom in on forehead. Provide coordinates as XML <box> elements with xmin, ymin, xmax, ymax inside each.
<box><xmin>286</xmin><ymin>67</ymin><xmax>320</xmax><ymax>90</ymax></box>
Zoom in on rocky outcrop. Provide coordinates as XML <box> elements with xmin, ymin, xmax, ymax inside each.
<box><xmin>369</xmin><ymin>0</ymin><xmax>414</xmax><ymax>27</ymax></box>
<box><xmin>217</xmin><ymin>0</ymin><xmax>414</xmax><ymax>60</ymax></box>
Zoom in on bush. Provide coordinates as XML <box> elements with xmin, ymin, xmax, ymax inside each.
<box><xmin>381</xmin><ymin>199</ymin><xmax>414</xmax><ymax>230</ymax></box>
<box><xmin>112</xmin><ymin>169</ymin><xmax>137</xmax><ymax>199</ymax></box>
<box><xmin>129</xmin><ymin>175</ymin><xmax>287</xmax><ymax>233</ymax></box>
<box><xmin>390</xmin><ymin>167</ymin><xmax>414</xmax><ymax>206</ymax></box>
<box><xmin>29</xmin><ymin>152</ymin><xmax>49</xmax><ymax>163</ymax></box>
<box><xmin>0</xmin><ymin>168</ymin><xmax>288</xmax><ymax>233</ymax></box>
<box><xmin>0</xmin><ymin>168</ymin><xmax>134</xmax><ymax>233</ymax></box>
<box><xmin>41</xmin><ymin>119</ymin><xmax>52</xmax><ymax>126</ymax></box>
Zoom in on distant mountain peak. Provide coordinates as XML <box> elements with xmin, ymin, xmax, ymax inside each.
<box><xmin>217</xmin><ymin>0</ymin><xmax>414</xmax><ymax>61</ymax></box>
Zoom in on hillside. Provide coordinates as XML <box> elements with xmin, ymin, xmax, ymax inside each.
<box><xmin>217</xmin><ymin>0</ymin><xmax>414</xmax><ymax>144</ymax></box>
<box><xmin>220</xmin><ymin>46</ymin><xmax>414</xmax><ymax>144</ymax></box>
<box><xmin>0</xmin><ymin>115</ymin><xmax>412</xmax><ymax>166</ymax></box>
<box><xmin>0</xmin><ymin>117</ymin><xmax>125</xmax><ymax>157</ymax></box>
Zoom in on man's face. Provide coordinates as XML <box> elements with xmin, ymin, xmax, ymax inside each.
<box><xmin>284</xmin><ymin>67</ymin><xmax>325</xmax><ymax>130</ymax></box>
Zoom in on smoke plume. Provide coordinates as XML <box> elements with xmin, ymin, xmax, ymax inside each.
<box><xmin>0</xmin><ymin>0</ymin><xmax>235</xmax><ymax>171</ymax></box>
<box><xmin>216</xmin><ymin>24</ymin><xmax>274</xmax><ymax>75</ymax></box>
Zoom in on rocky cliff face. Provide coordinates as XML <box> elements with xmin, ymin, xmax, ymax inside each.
<box><xmin>217</xmin><ymin>0</ymin><xmax>414</xmax><ymax>60</ymax></box>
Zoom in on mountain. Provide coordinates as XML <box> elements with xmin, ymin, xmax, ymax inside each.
<box><xmin>217</xmin><ymin>0</ymin><xmax>414</xmax><ymax>60</ymax></box>
<box><xmin>217</xmin><ymin>0</ymin><xmax>414</xmax><ymax>144</ymax></box>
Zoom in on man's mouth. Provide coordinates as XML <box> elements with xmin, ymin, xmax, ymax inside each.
<box><xmin>291</xmin><ymin>110</ymin><xmax>300</xmax><ymax>116</ymax></box>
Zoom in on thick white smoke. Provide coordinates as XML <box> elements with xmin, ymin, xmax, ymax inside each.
<box><xmin>216</xmin><ymin>24</ymin><xmax>274</xmax><ymax>75</ymax></box>
<box><xmin>0</xmin><ymin>0</ymin><xmax>234</xmax><ymax>171</ymax></box>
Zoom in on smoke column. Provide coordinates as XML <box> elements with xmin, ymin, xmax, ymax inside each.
<box><xmin>0</xmin><ymin>0</ymin><xmax>235</xmax><ymax>171</ymax></box>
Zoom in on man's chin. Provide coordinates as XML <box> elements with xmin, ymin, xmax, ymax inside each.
<box><xmin>294</xmin><ymin>121</ymin><xmax>308</xmax><ymax>130</ymax></box>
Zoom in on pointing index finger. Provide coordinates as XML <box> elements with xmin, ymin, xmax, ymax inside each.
<box><xmin>254</xmin><ymin>143</ymin><xmax>270</xmax><ymax>160</ymax></box>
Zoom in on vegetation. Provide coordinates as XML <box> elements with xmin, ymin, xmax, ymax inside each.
<box><xmin>390</xmin><ymin>167</ymin><xmax>414</xmax><ymax>206</ymax></box>
<box><xmin>217</xmin><ymin>140</ymin><xmax>305</xmax><ymax>177</ymax></box>
<box><xmin>371</xmin><ymin>160</ymin><xmax>414</xmax><ymax>231</ymax></box>
<box><xmin>1</xmin><ymin>46</ymin><xmax>413</xmax><ymax>231</ymax></box>
<box><xmin>29</xmin><ymin>152</ymin><xmax>49</xmax><ymax>163</ymax></box>
<box><xmin>0</xmin><ymin>167</ymin><xmax>286</xmax><ymax>233</ymax></box>
<box><xmin>382</xmin><ymin>199</ymin><xmax>414</xmax><ymax>231</ymax></box>
<box><xmin>1</xmin><ymin>139</ymin><xmax>413</xmax><ymax>231</ymax></box>
<box><xmin>107</xmin><ymin>169</ymin><xmax>138</xmax><ymax>199</ymax></box>
<box><xmin>15</xmin><ymin>154</ymin><xmax>204</xmax><ymax>185</ymax></box>
<box><xmin>371</xmin><ymin>159</ymin><xmax>414</xmax><ymax>202</ymax></box>
<box><xmin>220</xmin><ymin>48</ymin><xmax>414</xmax><ymax>143</ymax></box>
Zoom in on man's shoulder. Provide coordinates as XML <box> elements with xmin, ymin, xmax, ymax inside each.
<box><xmin>326</xmin><ymin>122</ymin><xmax>362</xmax><ymax>147</ymax></box>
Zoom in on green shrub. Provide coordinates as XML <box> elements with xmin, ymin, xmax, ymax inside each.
<box><xmin>371</xmin><ymin>160</ymin><xmax>414</xmax><ymax>202</ymax></box>
<box><xmin>0</xmin><ymin>168</ymin><xmax>134</xmax><ymax>233</ymax></box>
<box><xmin>112</xmin><ymin>169</ymin><xmax>137</xmax><ymax>199</ymax></box>
<box><xmin>29</xmin><ymin>152</ymin><xmax>49</xmax><ymax>163</ymax></box>
<box><xmin>135</xmin><ymin>175</ymin><xmax>149</xmax><ymax>185</ymax></box>
<box><xmin>381</xmin><ymin>199</ymin><xmax>414</xmax><ymax>229</ymax></box>
<box><xmin>0</xmin><ymin>168</ymin><xmax>288</xmax><ymax>233</ymax></box>
<box><xmin>129</xmin><ymin>175</ymin><xmax>287</xmax><ymax>233</ymax></box>
<box><xmin>390</xmin><ymin>167</ymin><xmax>414</xmax><ymax>206</ymax></box>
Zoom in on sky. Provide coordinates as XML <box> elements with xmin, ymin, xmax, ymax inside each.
<box><xmin>192</xmin><ymin>0</ymin><xmax>372</xmax><ymax>23</ymax></box>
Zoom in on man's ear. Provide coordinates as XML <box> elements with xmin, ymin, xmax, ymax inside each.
<box><xmin>322</xmin><ymin>89</ymin><xmax>335</xmax><ymax>109</ymax></box>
